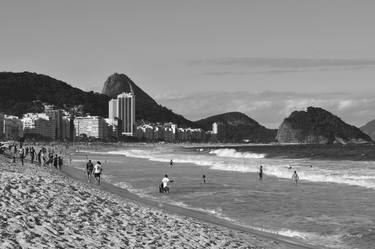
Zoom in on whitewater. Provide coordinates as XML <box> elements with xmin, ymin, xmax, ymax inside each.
<box><xmin>77</xmin><ymin>145</ymin><xmax>375</xmax><ymax>249</ymax></box>
<box><xmin>102</xmin><ymin>147</ymin><xmax>375</xmax><ymax>190</ymax></box>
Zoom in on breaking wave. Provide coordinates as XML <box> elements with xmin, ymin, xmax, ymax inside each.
<box><xmin>209</xmin><ymin>148</ymin><xmax>265</xmax><ymax>159</ymax></box>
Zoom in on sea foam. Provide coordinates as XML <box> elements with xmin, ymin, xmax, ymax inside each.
<box><xmin>102</xmin><ymin>148</ymin><xmax>375</xmax><ymax>190</ymax></box>
<box><xmin>209</xmin><ymin>148</ymin><xmax>265</xmax><ymax>159</ymax></box>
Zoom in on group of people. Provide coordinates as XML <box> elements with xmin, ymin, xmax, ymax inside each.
<box><xmin>6</xmin><ymin>143</ymin><xmax>65</xmax><ymax>171</ymax></box>
<box><xmin>259</xmin><ymin>165</ymin><xmax>300</xmax><ymax>185</ymax></box>
<box><xmin>86</xmin><ymin>160</ymin><xmax>103</xmax><ymax>185</ymax></box>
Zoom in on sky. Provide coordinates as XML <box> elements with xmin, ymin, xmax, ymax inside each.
<box><xmin>1</xmin><ymin>0</ymin><xmax>375</xmax><ymax>128</ymax></box>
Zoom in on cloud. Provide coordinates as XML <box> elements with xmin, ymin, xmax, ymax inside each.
<box><xmin>156</xmin><ymin>91</ymin><xmax>375</xmax><ymax>129</ymax></box>
<box><xmin>188</xmin><ymin>57</ymin><xmax>375</xmax><ymax>75</ymax></box>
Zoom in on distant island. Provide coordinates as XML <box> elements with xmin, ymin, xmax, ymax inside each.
<box><xmin>276</xmin><ymin>107</ymin><xmax>372</xmax><ymax>144</ymax></box>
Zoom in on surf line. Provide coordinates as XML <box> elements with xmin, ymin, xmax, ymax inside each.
<box><xmin>62</xmin><ymin>165</ymin><xmax>321</xmax><ymax>249</ymax></box>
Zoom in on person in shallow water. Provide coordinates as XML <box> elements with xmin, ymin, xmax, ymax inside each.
<box><xmin>170</xmin><ymin>160</ymin><xmax>173</xmax><ymax>167</ymax></box>
<box><xmin>292</xmin><ymin>171</ymin><xmax>299</xmax><ymax>185</ymax></box>
<box><xmin>202</xmin><ymin>174</ymin><xmax>206</xmax><ymax>184</ymax></box>
<box><xmin>259</xmin><ymin>165</ymin><xmax>263</xmax><ymax>180</ymax></box>
<box><xmin>160</xmin><ymin>174</ymin><xmax>174</xmax><ymax>193</ymax></box>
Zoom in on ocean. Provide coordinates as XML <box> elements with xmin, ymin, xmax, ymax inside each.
<box><xmin>74</xmin><ymin>144</ymin><xmax>375</xmax><ymax>249</ymax></box>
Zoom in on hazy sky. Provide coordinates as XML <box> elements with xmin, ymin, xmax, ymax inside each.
<box><xmin>1</xmin><ymin>0</ymin><xmax>375</xmax><ymax>127</ymax></box>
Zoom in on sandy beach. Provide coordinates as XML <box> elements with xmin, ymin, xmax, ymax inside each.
<box><xmin>0</xmin><ymin>154</ymin><xmax>304</xmax><ymax>249</ymax></box>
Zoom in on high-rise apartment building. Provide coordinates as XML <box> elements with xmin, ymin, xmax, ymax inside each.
<box><xmin>116</xmin><ymin>91</ymin><xmax>135</xmax><ymax>136</ymax></box>
<box><xmin>45</xmin><ymin>108</ymin><xmax>63</xmax><ymax>139</ymax></box>
<box><xmin>108</xmin><ymin>99</ymin><xmax>117</xmax><ymax>120</ymax></box>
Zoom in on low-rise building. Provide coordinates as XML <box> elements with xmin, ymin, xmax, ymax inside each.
<box><xmin>22</xmin><ymin>113</ymin><xmax>56</xmax><ymax>139</ymax></box>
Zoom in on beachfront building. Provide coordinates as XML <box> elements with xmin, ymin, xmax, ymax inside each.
<box><xmin>74</xmin><ymin>116</ymin><xmax>106</xmax><ymax>139</ymax></box>
<box><xmin>22</xmin><ymin>113</ymin><xmax>56</xmax><ymax>139</ymax></box>
<box><xmin>0</xmin><ymin>113</ymin><xmax>4</xmax><ymax>138</ymax></box>
<box><xmin>211</xmin><ymin>122</ymin><xmax>225</xmax><ymax>142</ymax></box>
<box><xmin>3</xmin><ymin>115</ymin><xmax>23</xmax><ymax>140</ymax></box>
<box><xmin>136</xmin><ymin>124</ymin><xmax>156</xmax><ymax>141</ymax></box>
<box><xmin>62</xmin><ymin>116</ymin><xmax>71</xmax><ymax>140</ymax></box>
<box><xmin>108</xmin><ymin>99</ymin><xmax>117</xmax><ymax>120</ymax></box>
<box><xmin>116</xmin><ymin>91</ymin><xmax>135</xmax><ymax>136</ymax></box>
<box><xmin>177</xmin><ymin>128</ymin><xmax>205</xmax><ymax>142</ymax></box>
<box><xmin>104</xmin><ymin>118</ymin><xmax>119</xmax><ymax>138</ymax></box>
<box><xmin>45</xmin><ymin>107</ymin><xmax>64</xmax><ymax>140</ymax></box>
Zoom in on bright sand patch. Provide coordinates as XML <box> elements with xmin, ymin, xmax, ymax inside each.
<box><xmin>0</xmin><ymin>155</ymin><xmax>307</xmax><ymax>249</ymax></box>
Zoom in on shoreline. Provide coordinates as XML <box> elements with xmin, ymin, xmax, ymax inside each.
<box><xmin>0</xmin><ymin>153</ymin><xmax>318</xmax><ymax>248</ymax></box>
<box><xmin>62</xmin><ymin>157</ymin><xmax>319</xmax><ymax>249</ymax></box>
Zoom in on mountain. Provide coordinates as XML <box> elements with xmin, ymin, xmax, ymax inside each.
<box><xmin>276</xmin><ymin>107</ymin><xmax>372</xmax><ymax>144</ymax></box>
<box><xmin>0</xmin><ymin>72</ymin><xmax>195</xmax><ymax>127</ymax></box>
<box><xmin>360</xmin><ymin>120</ymin><xmax>375</xmax><ymax>141</ymax></box>
<box><xmin>102</xmin><ymin>73</ymin><xmax>195</xmax><ymax>127</ymax></box>
<box><xmin>0</xmin><ymin>72</ymin><xmax>109</xmax><ymax>117</ymax></box>
<box><xmin>195</xmin><ymin>112</ymin><xmax>277</xmax><ymax>143</ymax></box>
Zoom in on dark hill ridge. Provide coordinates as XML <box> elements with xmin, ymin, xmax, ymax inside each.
<box><xmin>360</xmin><ymin>119</ymin><xmax>375</xmax><ymax>141</ymax></box>
<box><xmin>102</xmin><ymin>73</ymin><xmax>195</xmax><ymax>127</ymax></box>
<box><xmin>0</xmin><ymin>71</ymin><xmax>195</xmax><ymax>127</ymax></box>
<box><xmin>0</xmin><ymin>72</ymin><xmax>109</xmax><ymax>117</ymax></box>
<box><xmin>195</xmin><ymin>112</ymin><xmax>277</xmax><ymax>143</ymax></box>
<box><xmin>276</xmin><ymin>107</ymin><xmax>372</xmax><ymax>144</ymax></box>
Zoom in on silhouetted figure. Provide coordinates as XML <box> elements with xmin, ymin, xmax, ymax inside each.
<box><xmin>202</xmin><ymin>174</ymin><xmax>206</xmax><ymax>184</ymax></box>
<box><xmin>292</xmin><ymin>171</ymin><xmax>299</xmax><ymax>185</ymax></box>
<box><xmin>58</xmin><ymin>156</ymin><xmax>63</xmax><ymax>171</ymax></box>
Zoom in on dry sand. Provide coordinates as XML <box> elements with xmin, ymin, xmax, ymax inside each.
<box><xmin>0</xmin><ymin>155</ymin><xmax>301</xmax><ymax>249</ymax></box>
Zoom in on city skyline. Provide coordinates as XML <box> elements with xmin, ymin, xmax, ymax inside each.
<box><xmin>1</xmin><ymin>1</ymin><xmax>375</xmax><ymax>128</ymax></box>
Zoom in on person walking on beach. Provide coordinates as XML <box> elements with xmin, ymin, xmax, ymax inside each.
<box><xmin>58</xmin><ymin>156</ymin><xmax>63</xmax><ymax>171</ymax></box>
<box><xmin>53</xmin><ymin>155</ymin><xmax>58</xmax><ymax>170</ymax></box>
<box><xmin>30</xmin><ymin>147</ymin><xmax>35</xmax><ymax>164</ymax></box>
<box><xmin>292</xmin><ymin>171</ymin><xmax>299</xmax><ymax>185</ymax></box>
<box><xmin>94</xmin><ymin>161</ymin><xmax>103</xmax><ymax>185</ymax></box>
<box><xmin>37</xmin><ymin>150</ymin><xmax>42</xmax><ymax>165</ymax></box>
<box><xmin>20</xmin><ymin>148</ymin><xmax>25</xmax><ymax>166</ymax></box>
<box><xmin>86</xmin><ymin>160</ymin><xmax>94</xmax><ymax>182</ymax></box>
<box><xmin>170</xmin><ymin>159</ymin><xmax>173</xmax><ymax>167</ymax></box>
<box><xmin>259</xmin><ymin>165</ymin><xmax>263</xmax><ymax>180</ymax></box>
<box><xmin>202</xmin><ymin>174</ymin><xmax>206</xmax><ymax>184</ymax></box>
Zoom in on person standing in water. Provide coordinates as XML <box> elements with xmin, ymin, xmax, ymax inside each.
<box><xmin>94</xmin><ymin>161</ymin><xmax>103</xmax><ymax>185</ymax></box>
<box><xmin>161</xmin><ymin>174</ymin><xmax>173</xmax><ymax>193</ymax></box>
<box><xmin>259</xmin><ymin>165</ymin><xmax>263</xmax><ymax>180</ymax></box>
<box><xmin>170</xmin><ymin>160</ymin><xmax>173</xmax><ymax>167</ymax></box>
<box><xmin>292</xmin><ymin>171</ymin><xmax>299</xmax><ymax>185</ymax></box>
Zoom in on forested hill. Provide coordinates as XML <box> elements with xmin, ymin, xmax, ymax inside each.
<box><xmin>195</xmin><ymin>112</ymin><xmax>277</xmax><ymax>143</ymax></box>
<box><xmin>0</xmin><ymin>72</ymin><xmax>195</xmax><ymax>127</ymax></box>
<box><xmin>0</xmin><ymin>72</ymin><xmax>109</xmax><ymax>117</ymax></box>
<box><xmin>276</xmin><ymin>107</ymin><xmax>372</xmax><ymax>144</ymax></box>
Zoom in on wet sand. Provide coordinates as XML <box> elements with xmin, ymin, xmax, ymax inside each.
<box><xmin>0</xmin><ymin>154</ymin><xmax>316</xmax><ymax>248</ymax></box>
